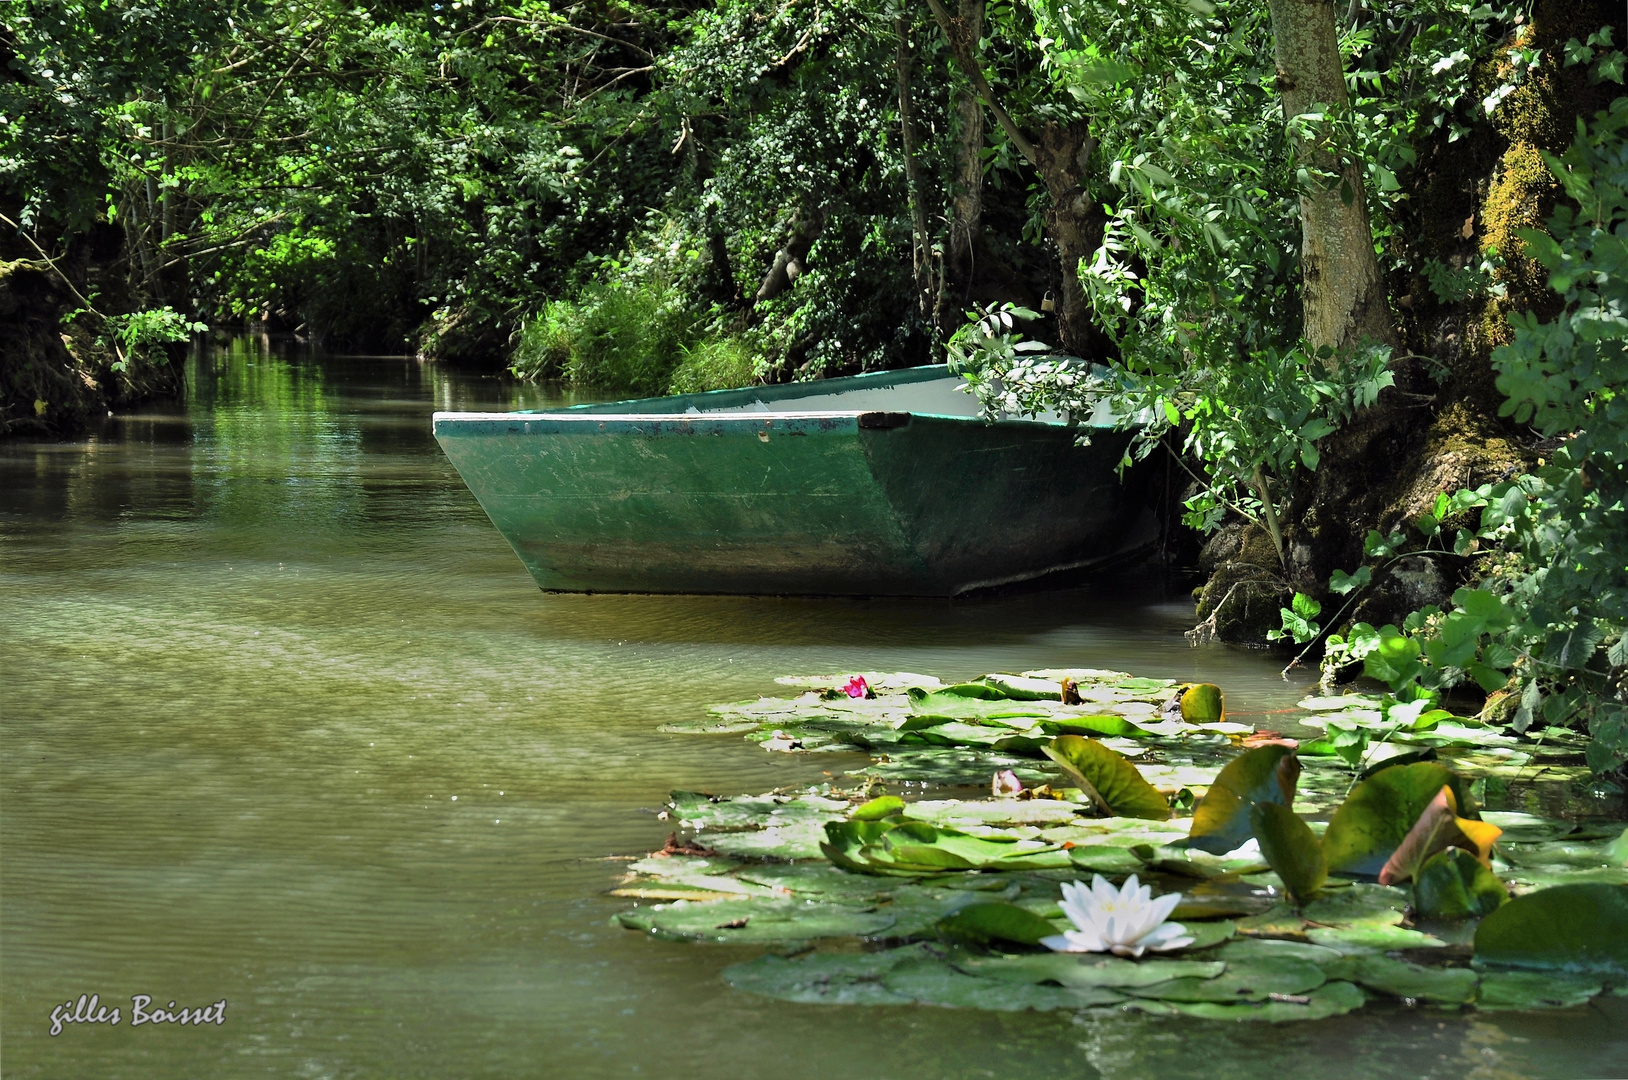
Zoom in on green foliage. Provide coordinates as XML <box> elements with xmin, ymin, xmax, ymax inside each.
<box><xmin>508</xmin><ymin>301</ymin><xmax>583</xmax><ymax>382</ymax></box>
<box><xmin>1041</xmin><ymin>735</ymin><xmax>1171</xmax><ymax>820</ymax></box>
<box><xmin>101</xmin><ymin>307</ymin><xmax>206</xmax><ymax>372</ymax></box>
<box><xmin>1474</xmin><ymin>884</ymin><xmax>1628</xmax><ymax>974</ymax></box>
<box><xmin>1184</xmin><ymin>744</ymin><xmax>1299</xmax><ymax>855</ymax></box>
<box><xmin>1250</xmin><ymin>801</ymin><xmax>1327</xmax><ymax>906</ymax></box>
<box><xmin>1268</xmin><ymin>593</ymin><xmax>1323</xmax><ymax>645</ymax></box>
<box><xmin>1313</xmin><ymin>103</ymin><xmax>1628</xmax><ymax>773</ymax></box>
<box><xmin>668</xmin><ymin>335</ymin><xmax>764</xmax><ymax>396</ymax></box>
<box><xmin>557</xmin><ymin>280</ymin><xmax>699</xmax><ymax>397</ymax></box>
<box><xmin>1321</xmin><ymin>762</ymin><xmax>1471</xmax><ymax>878</ymax></box>
<box><xmin>1413</xmin><ymin>848</ymin><xmax>1508</xmax><ymax>920</ymax></box>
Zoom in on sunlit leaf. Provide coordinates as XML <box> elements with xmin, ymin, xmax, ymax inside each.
<box><xmin>1250</xmin><ymin>802</ymin><xmax>1327</xmax><ymax>905</ymax></box>
<box><xmin>1377</xmin><ymin>784</ymin><xmax>1501</xmax><ymax>885</ymax></box>
<box><xmin>1322</xmin><ymin>762</ymin><xmax>1474</xmax><ymax>877</ymax></box>
<box><xmin>1042</xmin><ymin>736</ymin><xmax>1170</xmax><ymax>820</ymax></box>
<box><xmin>1185</xmin><ymin>745</ymin><xmax>1299</xmax><ymax>854</ymax></box>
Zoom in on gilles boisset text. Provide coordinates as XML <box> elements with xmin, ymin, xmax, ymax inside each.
<box><xmin>49</xmin><ymin>994</ymin><xmax>227</xmax><ymax>1035</ymax></box>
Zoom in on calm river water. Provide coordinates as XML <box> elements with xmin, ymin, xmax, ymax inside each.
<box><xmin>2</xmin><ymin>339</ymin><xmax>1624</xmax><ymax>1078</ymax></box>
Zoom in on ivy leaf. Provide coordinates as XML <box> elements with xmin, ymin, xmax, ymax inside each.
<box><xmin>1329</xmin><ymin>566</ymin><xmax>1372</xmax><ymax>595</ymax></box>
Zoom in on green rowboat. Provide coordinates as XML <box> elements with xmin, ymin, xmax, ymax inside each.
<box><xmin>432</xmin><ymin>365</ymin><xmax>1149</xmax><ymax>596</ymax></box>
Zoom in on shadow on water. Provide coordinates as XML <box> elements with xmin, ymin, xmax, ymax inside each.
<box><xmin>1</xmin><ymin>338</ymin><xmax>1624</xmax><ymax>1079</ymax></box>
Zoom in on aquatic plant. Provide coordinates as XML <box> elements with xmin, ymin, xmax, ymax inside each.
<box><xmin>1042</xmin><ymin>875</ymin><xmax>1193</xmax><ymax>958</ymax></box>
<box><xmin>621</xmin><ymin>670</ymin><xmax>1628</xmax><ymax>1021</ymax></box>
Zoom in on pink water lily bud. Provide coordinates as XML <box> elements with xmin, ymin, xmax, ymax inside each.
<box><xmin>992</xmin><ymin>769</ymin><xmax>1025</xmax><ymax>797</ymax></box>
<box><xmin>844</xmin><ymin>676</ymin><xmax>870</xmax><ymax>698</ymax></box>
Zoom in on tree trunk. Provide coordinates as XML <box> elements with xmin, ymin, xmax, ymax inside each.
<box><xmin>1267</xmin><ymin>0</ymin><xmax>1394</xmax><ymax>354</ymax></box>
<box><xmin>753</xmin><ymin>207</ymin><xmax>824</xmax><ymax>305</ymax></box>
<box><xmin>923</xmin><ymin>0</ymin><xmax>1105</xmax><ymax>356</ymax></box>
<box><xmin>934</xmin><ymin>0</ymin><xmax>985</xmax><ymax>336</ymax></box>
<box><xmin>894</xmin><ymin>18</ymin><xmax>935</xmax><ymax>319</ymax></box>
<box><xmin>1033</xmin><ymin>121</ymin><xmax>1110</xmax><ymax>359</ymax></box>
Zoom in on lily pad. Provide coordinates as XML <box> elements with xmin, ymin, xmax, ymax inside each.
<box><xmin>1126</xmin><ymin>956</ymin><xmax>1326</xmax><ymax>1002</ymax></box>
<box><xmin>618</xmin><ymin>897</ymin><xmax>897</xmax><ymax>944</ymax></box>
<box><xmin>907</xmin><ymin>687</ymin><xmax>1050</xmax><ymax>723</ymax></box>
<box><xmin>1067</xmin><ymin>845</ymin><xmax>1150</xmax><ymax>875</ymax></box>
<box><xmin>1151</xmin><ymin>980</ymin><xmax>1367</xmax><ymax>1022</ymax></box>
<box><xmin>1250</xmin><ymin>802</ymin><xmax>1327</xmax><ymax>906</ymax></box>
<box><xmin>1218</xmin><ymin>938</ymin><xmax>1346</xmax><ymax>967</ymax></box>
<box><xmin>1474</xmin><ymin>883</ymin><xmax>1628</xmax><ymax>974</ymax></box>
<box><xmin>982</xmin><ymin>673</ymin><xmax>1069</xmax><ymax>701</ymax></box>
<box><xmin>733</xmin><ymin>863</ymin><xmax>897</xmax><ymax>900</ymax></box>
<box><xmin>722</xmin><ymin>949</ymin><xmax>915</xmax><ymax>1005</ymax></box>
<box><xmin>1339</xmin><ymin>954</ymin><xmax>1478</xmax><ymax>1004</ymax></box>
<box><xmin>1305</xmin><ymin>925</ymin><xmax>1447</xmax><ymax>953</ymax></box>
<box><xmin>910</xmin><ymin>799</ymin><xmax>1084</xmax><ymax>829</ymax></box>
<box><xmin>1321</xmin><ymin>762</ymin><xmax>1476</xmax><ymax>878</ymax></box>
<box><xmin>822</xmin><ymin>818</ymin><xmax>1063</xmax><ymax>876</ymax></box>
<box><xmin>936</xmin><ymin>902</ymin><xmax>1058</xmax><ymax>946</ymax></box>
<box><xmin>1180</xmin><ymin>683</ymin><xmax>1226</xmax><ymax>723</ymax></box>
<box><xmin>1300</xmin><ymin>882</ymin><xmax>1409</xmax><ymax>928</ymax></box>
<box><xmin>1475</xmin><ymin>970</ymin><xmax>1605</xmax><ymax>1010</ymax></box>
<box><xmin>1175</xmin><ymin>919</ymin><xmax>1238</xmax><ymax>950</ymax></box>
<box><xmin>1234</xmin><ymin>905</ymin><xmax>1311</xmax><ymax>937</ymax></box>
<box><xmin>1185</xmin><ymin>745</ymin><xmax>1300</xmax><ymax>855</ymax></box>
<box><xmin>1044</xmin><ymin>714</ymin><xmax>1146</xmax><ymax>738</ymax></box>
<box><xmin>1413</xmin><ymin>847</ymin><xmax>1508</xmax><ymax>920</ymax></box>
<box><xmin>851</xmin><ymin>795</ymin><xmax>906</xmax><ymax>820</ymax></box>
<box><xmin>960</xmin><ymin>953</ymin><xmax>1226</xmax><ymax>989</ymax></box>
<box><xmin>1376</xmin><ymin>785</ymin><xmax>1500</xmax><ymax>886</ymax></box>
<box><xmin>707</xmin><ymin>821</ymin><xmax>830</xmax><ymax>860</ymax></box>
<box><xmin>882</xmin><ymin>957</ymin><xmax>1124</xmax><ymax>1010</ymax></box>
<box><xmin>1042</xmin><ymin>736</ymin><xmax>1170</xmax><ymax>820</ymax></box>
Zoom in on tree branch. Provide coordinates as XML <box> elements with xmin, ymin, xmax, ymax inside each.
<box><xmin>921</xmin><ymin>0</ymin><xmax>1038</xmax><ymax>168</ymax></box>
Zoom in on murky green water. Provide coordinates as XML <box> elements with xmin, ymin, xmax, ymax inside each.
<box><xmin>2</xmin><ymin>339</ymin><xmax>1624</xmax><ymax>1078</ymax></box>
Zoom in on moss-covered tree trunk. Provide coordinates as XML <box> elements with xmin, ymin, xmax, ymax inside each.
<box><xmin>1267</xmin><ymin>0</ymin><xmax>1395</xmax><ymax>354</ymax></box>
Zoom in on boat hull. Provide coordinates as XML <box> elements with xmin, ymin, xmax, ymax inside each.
<box><xmin>433</xmin><ymin>405</ymin><xmax>1149</xmax><ymax>597</ymax></box>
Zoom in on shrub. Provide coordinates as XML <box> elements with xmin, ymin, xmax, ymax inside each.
<box><xmin>667</xmin><ymin>335</ymin><xmax>763</xmax><ymax>395</ymax></box>
<box><xmin>509</xmin><ymin>299</ymin><xmax>583</xmax><ymax>380</ymax></box>
<box><xmin>561</xmin><ymin>279</ymin><xmax>697</xmax><ymax>396</ymax></box>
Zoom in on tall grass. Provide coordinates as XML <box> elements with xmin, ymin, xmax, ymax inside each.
<box><xmin>509</xmin><ymin>282</ymin><xmax>762</xmax><ymax>396</ymax></box>
<box><xmin>667</xmin><ymin>336</ymin><xmax>764</xmax><ymax>395</ymax></box>
<box><xmin>508</xmin><ymin>299</ymin><xmax>582</xmax><ymax>380</ymax></box>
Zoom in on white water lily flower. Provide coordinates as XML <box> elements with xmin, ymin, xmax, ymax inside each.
<box><xmin>1041</xmin><ymin>874</ymin><xmax>1194</xmax><ymax>958</ymax></box>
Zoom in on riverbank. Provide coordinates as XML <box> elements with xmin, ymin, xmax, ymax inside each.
<box><xmin>0</xmin><ymin>258</ymin><xmax>184</xmax><ymax>438</ymax></box>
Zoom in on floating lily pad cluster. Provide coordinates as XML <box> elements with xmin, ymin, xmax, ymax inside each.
<box><xmin>661</xmin><ymin>670</ymin><xmax>1250</xmax><ymax>783</ymax></box>
<box><xmin>619</xmin><ymin>671</ymin><xmax>1628</xmax><ymax>1021</ymax></box>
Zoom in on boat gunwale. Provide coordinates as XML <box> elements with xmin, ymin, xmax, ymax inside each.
<box><xmin>430</xmin><ymin>409</ymin><xmax>1107</xmax><ymax>430</ymax></box>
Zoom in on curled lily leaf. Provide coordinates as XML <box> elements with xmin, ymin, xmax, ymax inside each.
<box><xmin>1378</xmin><ymin>785</ymin><xmax>1501</xmax><ymax>886</ymax></box>
<box><xmin>1041</xmin><ymin>874</ymin><xmax>1194</xmax><ymax>958</ymax></box>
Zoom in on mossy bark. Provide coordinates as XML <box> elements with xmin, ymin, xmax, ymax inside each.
<box><xmin>1203</xmin><ymin>0</ymin><xmax>1619</xmax><ymax>643</ymax></box>
<box><xmin>1267</xmin><ymin>0</ymin><xmax>1395</xmax><ymax>355</ymax></box>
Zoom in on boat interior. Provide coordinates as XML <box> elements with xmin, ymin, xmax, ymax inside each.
<box><xmin>548</xmin><ymin>365</ymin><xmax>1091</xmax><ymax>425</ymax></box>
